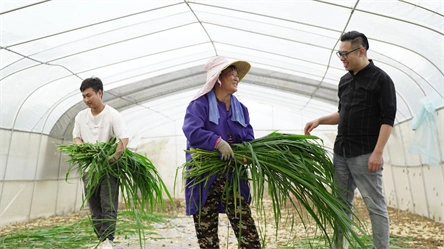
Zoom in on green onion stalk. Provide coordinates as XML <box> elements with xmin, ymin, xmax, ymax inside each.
<box><xmin>57</xmin><ymin>137</ymin><xmax>174</xmax><ymax>247</ymax></box>
<box><xmin>178</xmin><ymin>131</ymin><xmax>369</xmax><ymax>248</ymax></box>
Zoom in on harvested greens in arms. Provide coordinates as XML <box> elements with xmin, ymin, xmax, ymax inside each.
<box><xmin>180</xmin><ymin>132</ymin><xmax>368</xmax><ymax>248</ymax></box>
<box><xmin>57</xmin><ymin>138</ymin><xmax>173</xmax><ymax>211</ymax></box>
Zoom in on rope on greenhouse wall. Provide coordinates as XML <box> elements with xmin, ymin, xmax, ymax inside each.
<box><xmin>185</xmin><ymin>1</ymin><xmax>217</xmax><ymax>55</ymax></box>
<box><xmin>303</xmin><ymin>0</ymin><xmax>360</xmax><ymax>110</ymax></box>
<box><xmin>2</xmin><ymin>2</ymin><xmax>183</xmax><ymax>49</ymax></box>
<box><xmin>0</xmin><ymin>0</ymin><xmax>50</xmax><ymax>15</ymax></box>
<box><xmin>374</xmin><ymin>56</ymin><xmax>443</xmax><ymax>100</ymax></box>
<box><xmin>400</xmin><ymin>0</ymin><xmax>444</xmax><ymax>17</ymax></box>
<box><xmin>0</xmin><ymin>46</ymin><xmax>82</xmax><ymax>80</ymax></box>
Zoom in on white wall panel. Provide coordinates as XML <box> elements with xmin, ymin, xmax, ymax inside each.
<box><xmin>0</xmin><ymin>182</ymin><xmax>35</xmax><ymax>226</ymax></box>
<box><xmin>29</xmin><ymin>181</ymin><xmax>59</xmax><ymax>220</ymax></box>
<box><xmin>438</xmin><ymin>107</ymin><xmax>444</xmax><ymax>159</ymax></box>
<box><xmin>386</xmin><ymin>124</ymin><xmax>406</xmax><ymax>166</ymax></box>
<box><xmin>383</xmin><ymin>162</ymin><xmax>397</xmax><ymax>208</ymax></box>
<box><xmin>406</xmin><ymin>166</ymin><xmax>430</xmax><ymax>218</ymax></box>
<box><xmin>398</xmin><ymin>121</ymin><xmax>423</xmax><ymax>166</ymax></box>
<box><xmin>421</xmin><ymin>165</ymin><xmax>444</xmax><ymax>223</ymax></box>
<box><xmin>56</xmin><ymin>179</ymin><xmax>83</xmax><ymax>215</ymax></box>
<box><xmin>391</xmin><ymin>166</ymin><xmax>414</xmax><ymax>212</ymax></box>
<box><xmin>3</xmin><ymin>132</ymin><xmax>41</xmax><ymax>180</ymax></box>
<box><xmin>135</xmin><ymin>135</ymin><xmax>187</xmax><ymax>199</ymax></box>
<box><xmin>0</xmin><ymin>131</ymin><xmax>83</xmax><ymax>227</ymax></box>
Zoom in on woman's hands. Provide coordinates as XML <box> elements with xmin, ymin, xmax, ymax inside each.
<box><xmin>215</xmin><ymin>139</ymin><xmax>234</xmax><ymax>160</ymax></box>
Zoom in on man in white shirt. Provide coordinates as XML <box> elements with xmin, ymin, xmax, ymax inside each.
<box><xmin>73</xmin><ymin>77</ymin><xmax>129</xmax><ymax>248</ymax></box>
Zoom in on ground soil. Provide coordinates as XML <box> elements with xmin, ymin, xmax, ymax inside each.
<box><xmin>1</xmin><ymin>198</ymin><xmax>442</xmax><ymax>248</ymax></box>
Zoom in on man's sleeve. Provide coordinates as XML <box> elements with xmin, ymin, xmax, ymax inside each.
<box><xmin>72</xmin><ymin>113</ymin><xmax>81</xmax><ymax>139</ymax></box>
<box><xmin>380</xmin><ymin>73</ymin><xmax>397</xmax><ymax>126</ymax></box>
<box><xmin>113</xmin><ymin>111</ymin><xmax>129</xmax><ymax>139</ymax></box>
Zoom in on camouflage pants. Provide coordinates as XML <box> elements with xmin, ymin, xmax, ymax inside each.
<box><xmin>193</xmin><ymin>177</ymin><xmax>261</xmax><ymax>249</ymax></box>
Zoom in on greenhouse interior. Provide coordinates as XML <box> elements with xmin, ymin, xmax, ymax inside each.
<box><xmin>1</xmin><ymin>0</ymin><xmax>443</xmax><ymax>244</ymax></box>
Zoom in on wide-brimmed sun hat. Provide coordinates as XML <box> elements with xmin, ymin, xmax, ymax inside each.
<box><xmin>192</xmin><ymin>56</ymin><xmax>251</xmax><ymax>100</ymax></box>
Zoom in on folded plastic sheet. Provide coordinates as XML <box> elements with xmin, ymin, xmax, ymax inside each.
<box><xmin>408</xmin><ymin>93</ymin><xmax>443</xmax><ymax>167</ymax></box>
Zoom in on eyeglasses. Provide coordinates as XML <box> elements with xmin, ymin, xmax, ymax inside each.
<box><xmin>336</xmin><ymin>47</ymin><xmax>361</xmax><ymax>59</ymax></box>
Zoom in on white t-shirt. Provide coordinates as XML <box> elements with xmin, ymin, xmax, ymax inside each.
<box><xmin>73</xmin><ymin>105</ymin><xmax>128</xmax><ymax>143</ymax></box>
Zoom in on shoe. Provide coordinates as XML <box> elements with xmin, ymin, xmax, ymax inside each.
<box><xmin>99</xmin><ymin>238</ymin><xmax>113</xmax><ymax>249</ymax></box>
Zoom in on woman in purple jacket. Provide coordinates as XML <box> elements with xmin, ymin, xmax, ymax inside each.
<box><xmin>182</xmin><ymin>56</ymin><xmax>261</xmax><ymax>248</ymax></box>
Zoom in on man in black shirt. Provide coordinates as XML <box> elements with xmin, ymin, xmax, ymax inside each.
<box><xmin>304</xmin><ymin>31</ymin><xmax>396</xmax><ymax>249</ymax></box>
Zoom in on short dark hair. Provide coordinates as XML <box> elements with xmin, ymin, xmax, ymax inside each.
<box><xmin>340</xmin><ymin>31</ymin><xmax>369</xmax><ymax>50</ymax></box>
<box><xmin>80</xmin><ymin>77</ymin><xmax>103</xmax><ymax>93</ymax></box>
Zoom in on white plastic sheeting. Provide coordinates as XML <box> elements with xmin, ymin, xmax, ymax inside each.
<box><xmin>1</xmin><ymin>1</ymin><xmax>443</xmax><ymax>137</ymax></box>
<box><xmin>1</xmin><ymin>0</ymin><xmax>443</xmax><ymax>226</ymax></box>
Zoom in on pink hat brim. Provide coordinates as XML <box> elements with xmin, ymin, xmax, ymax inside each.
<box><xmin>192</xmin><ymin>57</ymin><xmax>251</xmax><ymax>100</ymax></box>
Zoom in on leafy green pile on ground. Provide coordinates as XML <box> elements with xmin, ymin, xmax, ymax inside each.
<box><xmin>1</xmin><ymin>211</ymin><xmax>168</xmax><ymax>249</ymax></box>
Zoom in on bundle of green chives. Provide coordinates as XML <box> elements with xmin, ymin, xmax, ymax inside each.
<box><xmin>57</xmin><ymin>137</ymin><xmax>173</xmax><ymax>212</ymax></box>
<box><xmin>179</xmin><ymin>131</ymin><xmax>368</xmax><ymax>247</ymax></box>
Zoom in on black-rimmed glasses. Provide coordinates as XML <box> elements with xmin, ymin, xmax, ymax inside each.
<box><xmin>336</xmin><ymin>47</ymin><xmax>361</xmax><ymax>59</ymax></box>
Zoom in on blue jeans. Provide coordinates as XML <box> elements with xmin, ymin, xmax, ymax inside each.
<box><xmin>333</xmin><ymin>153</ymin><xmax>390</xmax><ymax>249</ymax></box>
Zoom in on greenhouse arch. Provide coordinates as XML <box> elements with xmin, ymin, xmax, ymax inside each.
<box><xmin>1</xmin><ymin>0</ymin><xmax>442</xmax><ymax>228</ymax></box>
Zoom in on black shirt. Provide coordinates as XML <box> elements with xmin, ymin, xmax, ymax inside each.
<box><xmin>334</xmin><ymin>60</ymin><xmax>397</xmax><ymax>158</ymax></box>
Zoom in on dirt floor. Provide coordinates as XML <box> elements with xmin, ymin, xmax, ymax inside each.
<box><xmin>352</xmin><ymin>198</ymin><xmax>443</xmax><ymax>249</ymax></box>
<box><xmin>1</xmin><ymin>197</ymin><xmax>443</xmax><ymax>248</ymax></box>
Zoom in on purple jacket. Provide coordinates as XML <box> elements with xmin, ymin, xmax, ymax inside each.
<box><xmin>182</xmin><ymin>92</ymin><xmax>254</xmax><ymax>215</ymax></box>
